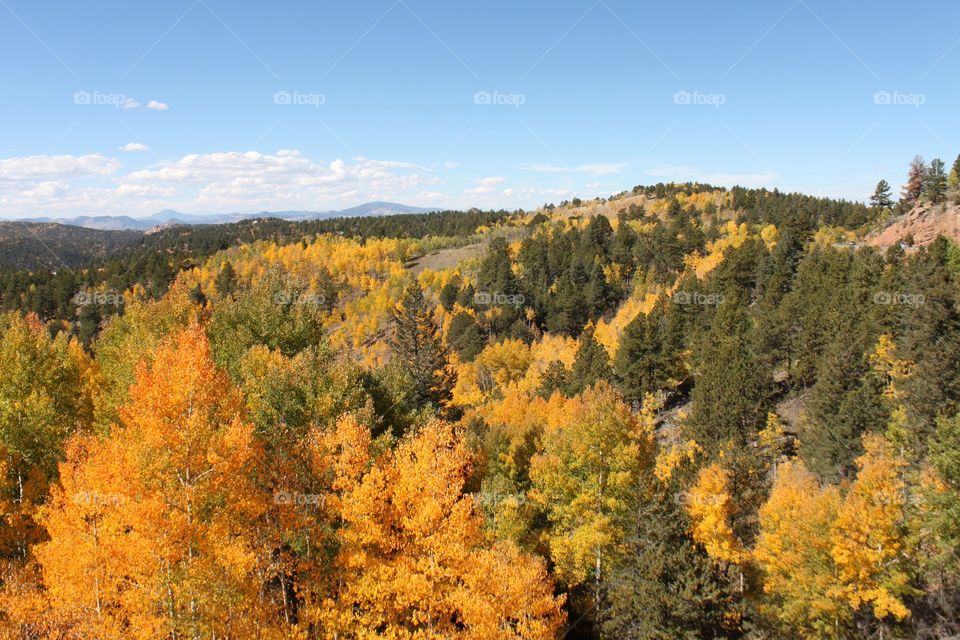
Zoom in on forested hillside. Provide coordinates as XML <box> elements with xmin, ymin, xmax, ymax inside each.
<box><xmin>0</xmin><ymin>223</ymin><xmax>141</xmax><ymax>270</ymax></box>
<box><xmin>1</xmin><ymin>169</ymin><xmax>960</xmax><ymax>638</ymax></box>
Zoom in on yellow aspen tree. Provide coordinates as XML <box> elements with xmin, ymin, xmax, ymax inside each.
<box><xmin>529</xmin><ymin>381</ymin><xmax>655</xmax><ymax>622</ymax></box>
<box><xmin>316</xmin><ymin>419</ymin><xmax>564</xmax><ymax>639</ymax></box>
<box><xmin>687</xmin><ymin>462</ymin><xmax>744</xmax><ymax>565</ymax></box>
<box><xmin>830</xmin><ymin>434</ymin><xmax>914</xmax><ymax>622</ymax></box>
<box><xmin>0</xmin><ymin>312</ymin><xmax>97</xmax><ymax>562</ymax></box>
<box><xmin>34</xmin><ymin>324</ymin><xmax>279</xmax><ymax>638</ymax></box>
<box><xmin>754</xmin><ymin>460</ymin><xmax>848</xmax><ymax>638</ymax></box>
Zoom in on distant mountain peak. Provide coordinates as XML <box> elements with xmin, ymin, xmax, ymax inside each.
<box><xmin>15</xmin><ymin>201</ymin><xmax>441</xmax><ymax>231</ymax></box>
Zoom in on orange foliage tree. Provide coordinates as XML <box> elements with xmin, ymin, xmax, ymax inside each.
<box><xmin>32</xmin><ymin>324</ymin><xmax>277</xmax><ymax>638</ymax></box>
<box><xmin>315</xmin><ymin>419</ymin><xmax>565</xmax><ymax>639</ymax></box>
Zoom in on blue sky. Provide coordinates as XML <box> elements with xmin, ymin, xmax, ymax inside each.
<box><xmin>1</xmin><ymin>0</ymin><xmax>958</xmax><ymax>218</ymax></box>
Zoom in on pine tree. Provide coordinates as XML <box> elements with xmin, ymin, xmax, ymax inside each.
<box><xmin>948</xmin><ymin>154</ymin><xmax>960</xmax><ymax>191</ymax></box>
<box><xmin>801</xmin><ymin>333</ymin><xmax>887</xmax><ymax>481</ymax></box>
<box><xmin>926</xmin><ymin>412</ymin><xmax>960</xmax><ymax>578</ymax></box>
<box><xmin>685</xmin><ymin>330</ymin><xmax>772</xmax><ymax>454</ymax></box>
<box><xmin>603</xmin><ymin>469</ymin><xmax>736</xmax><ymax>639</ymax></box>
<box><xmin>214</xmin><ymin>261</ymin><xmax>238</xmax><ymax>297</ymax></box>
<box><xmin>924</xmin><ymin>158</ymin><xmax>947</xmax><ymax>204</ymax></box>
<box><xmin>900</xmin><ymin>238</ymin><xmax>960</xmax><ymax>455</ymax></box>
<box><xmin>614</xmin><ymin>304</ymin><xmax>681</xmax><ymax>405</ymax></box>
<box><xmin>566</xmin><ymin>324</ymin><xmax>613</xmax><ymax>395</ymax></box>
<box><xmin>537</xmin><ymin>360</ymin><xmax>569</xmax><ymax>398</ymax></box>
<box><xmin>447</xmin><ymin>311</ymin><xmax>485</xmax><ymax>361</ymax></box>
<box><xmin>901</xmin><ymin>155</ymin><xmax>926</xmax><ymax>208</ymax></box>
<box><xmin>390</xmin><ymin>280</ymin><xmax>456</xmax><ymax>411</ymax></box>
<box><xmin>438</xmin><ymin>278</ymin><xmax>460</xmax><ymax>311</ymax></box>
<box><xmin>870</xmin><ymin>180</ymin><xmax>894</xmax><ymax>210</ymax></box>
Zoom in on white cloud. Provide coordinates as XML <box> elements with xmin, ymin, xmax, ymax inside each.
<box><xmin>118</xmin><ymin>151</ymin><xmax>434</xmax><ymax>212</ymax></box>
<box><xmin>122</xmin><ymin>98</ymin><xmax>141</xmax><ymax>110</ymax></box>
<box><xmin>464</xmin><ymin>175</ymin><xmax>507</xmax><ymax>195</ymax></box>
<box><xmin>147</xmin><ymin>100</ymin><xmax>169</xmax><ymax>111</ymax></box>
<box><xmin>519</xmin><ymin>162</ymin><xmax>627</xmax><ymax>176</ymax></box>
<box><xmin>0</xmin><ymin>149</ymin><xmax>606</xmax><ymax>217</ymax></box>
<box><xmin>0</xmin><ymin>154</ymin><xmax>120</xmax><ymax>182</ymax></box>
<box><xmin>120</xmin><ymin>142</ymin><xmax>149</xmax><ymax>152</ymax></box>
<box><xmin>114</xmin><ymin>183</ymin><xmax>178</xmax><ymax>197</ymax></box>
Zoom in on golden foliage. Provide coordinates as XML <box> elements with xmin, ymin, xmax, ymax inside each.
<box><xmin>687</xmin><ymin>463</ymin><xmax>744</xmax><ymax>564</ymax></box>
<box><xmin>830</xmin><ymin>435</ymin><xmax>914</xmax><ymax>621</ymax></box>
<box><xmin>754</xmin><ymin>460</ymin><xmax>847</xmax><ymax>638</ymax></box>
<box><xmin>317</xmin><ymin>420</ymin><xmax>565</xmax><ymax>639</ymax></box>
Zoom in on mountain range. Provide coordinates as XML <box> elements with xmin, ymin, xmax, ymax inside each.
<box><xmin>16</xmin><ymin>201</ymin><xmax>439</xmax><ymax>231</ymax></box>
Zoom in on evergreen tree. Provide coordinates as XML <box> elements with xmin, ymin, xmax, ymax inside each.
<box><xmin>685</xmin><ymin>327</ymin><xmax>772</xmax><ymax>453</ymax></box>
<box><xmin>446</xmin><ymin>311</ymin><xmax>485</xmax><ymax>361</ymax></box>
<box><xmin>477</xmin><ymin>237</ymin><xmax>521</xmax><ymax>297</ymax></box>
<box><xmin>948</xmin><ymin>154</ymin><xmax>960</xmax><ymax>191</ymax></box>
<box><xmin>390</xmin><ymin>280</ymin><xmax>456</xmax><ymax>411</ymax></box>
<box><xmin>438</xmin><ymin>279</ymin><xmax>459</xmax><ymax>311</ymax></box>
<box><xmin>566</xmin><ymin>324</ymin><xmax>613</xmax><ymax>395</ymax></box>
<box><xmin>801</xmin><ymin>342</ymin><xmax>887</xmax><ymax>481</ymax></box>
<box><xmin>900</xmin><ymin>238</ymin><xmax>960</xmax><ymax>453</ymax></box>
<box><xmin>585</xmin><ymin>261</ymin><xmax>614</xmax><ymax>320</ymax></box>
<box><xmin>927</xmin><ymin>411</ymin><xmax>960</xmax><ymax>576</ymax></box>
<box><xmin>924</xmin><ymin>158</ymin><xmax>948</xmax><ymax>204</ymax></box>
<box><xmin>548</xmin><ymin>270</ymin><xmax>589</xmax><ymax>337</ymax></box>
<box><xmin>214</xmin><ymin>261</ymin><xmax>238</xmax><ymax>297</ymax></box>
<box><xmin>870</xmin><ymin>179</ymin><xmax>894</xmax><ymax>210</ymax></box>
<box><xmin>188</xmin><ymin>284</ymin><xmax>207</xmax><ymax>306</ymax></box>
<box><xmin>537</xmin><ymin>360</ymin><xmax>569</xmax><ymax>398</ymax></box>
<box><xmin>603</xmin><ymin>473</ymin><xmax>736</xmax><ymax>639</ymax></box>
<box><xmin>614</xmin><ymin>304</ymin><xmax>681</xmax><ymax>405</ymax></box>
<box><xmin>901</xmin><ymin>155</ymin><xmax>926</xmax><ymax>208</ymax></box>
